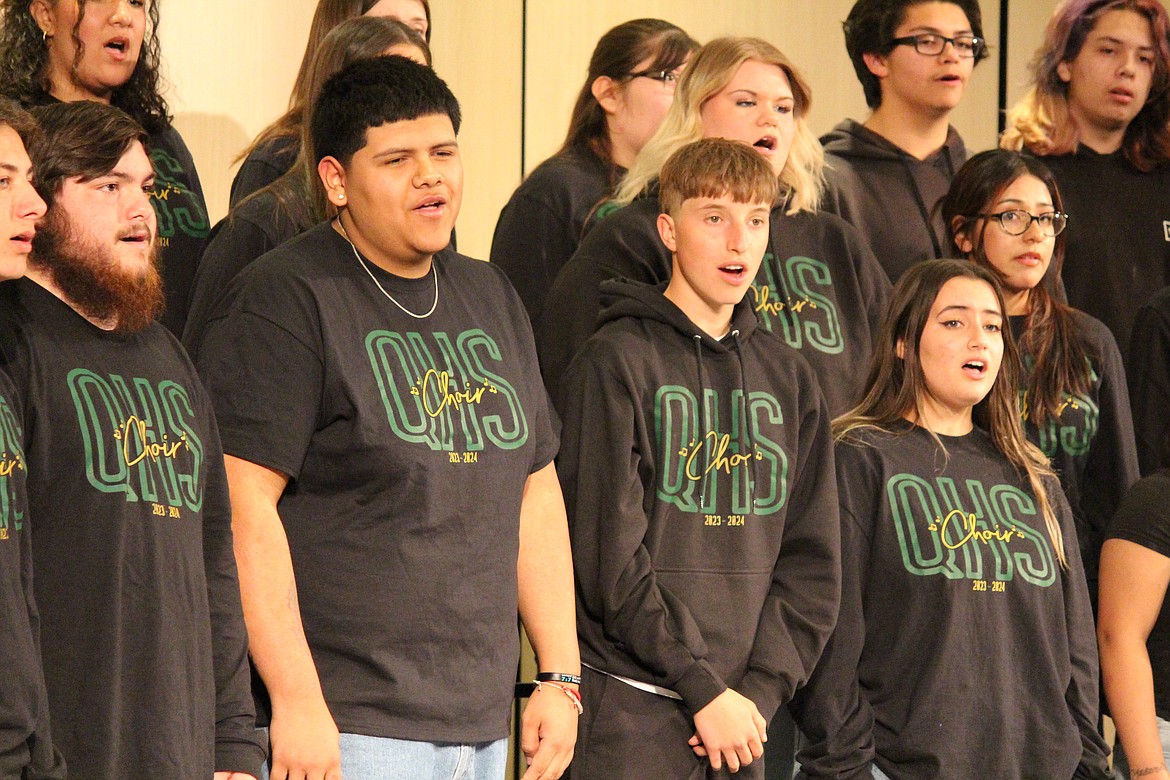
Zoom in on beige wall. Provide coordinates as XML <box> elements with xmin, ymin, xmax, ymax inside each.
<box><xmin>161</xmin><ymin>1</ymin><xmax>1106</xmax><ymax>262</ymax></box>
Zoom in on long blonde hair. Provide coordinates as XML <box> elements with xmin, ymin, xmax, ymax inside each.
<box><xmin>835</xmin><ymin>260</ymin><xmax>1069</xmax><ymax>569</ymax></box>
<box><xmin>613</xmin><ymin>37</ymin><xmax>824</xmax><ymax>215</ymax></box>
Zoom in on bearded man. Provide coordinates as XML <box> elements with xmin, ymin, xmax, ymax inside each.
<box><xmin>0</xmin><ymin>100</ymin><xmax>263</xmax><ymax>779</ymax></box>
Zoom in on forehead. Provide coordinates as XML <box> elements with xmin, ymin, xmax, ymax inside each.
<box><xmin>366</xmin><ymin>0</ymin><xmax>426</xmax><ymax>22</ymax></box>
<box><xmin>1087</xmin><ymin>8</ymin><xmax>1155</xmax><ymax>46</ymax></box>
<box><xmin>896</xmin><ymin>1</ymin><xmax>973</xmax><ymax>32</ymax></box>
<box><xmin>722</xmin><ymin>59</ymin><xmax>792</xmax><ymax>94</ymax></box>
<box><xmin>0</xmin><ymin>125</ymin><xmax>32</xmax><ymax>168</ymax></box>
<box><xmin>680</xmin><ymin>192</ymin><xmax>770</xmax><ymax>211</ymax></box>
<box><xmin>995</xmin><ymin>174</ymin><xmax>1052</xmax><ymax>203</ymax></box>
<box><xmin>930</xmin><ymin>276</ymin><xmax>1001</xmax><ymax>314</ymax></box>
<box><xmin>63</xmin><ymin>139</ymin><xmax>154</xmax><ymax>187</ymax></box>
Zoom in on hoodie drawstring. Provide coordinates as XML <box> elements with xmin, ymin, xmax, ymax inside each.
<box><xmin>692</xmin><ymin>335</ymin><xmax>712</xmax><ymax>511</ymax></box>
<box><xmin>897</xmin><ymin>150</ymin><xmax>945</xmax><ymax>259</ymax></box>
<box><xmin>728</xmin><ymin>330</ymin><xmax>757</xmax><ymax>512</ymax></box>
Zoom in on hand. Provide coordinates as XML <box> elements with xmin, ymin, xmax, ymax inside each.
<box><xmin>520</xmin><ymin>683</ymin><xmax>578</xmax><ymax>779</ymax></box>
<box><xmin>215</xmin><ymin>774</ymin><xmax>259</xmax><ymax>780</ymax></box>
<box><xmin>269</xmin><ymin>698</ymin><xmax>342</xmax><ymax>780</ymax></box>
<box><xmin>688</xmin><ymin>689</ymin><xmax>766</xmax><ymax>773</ymax></box>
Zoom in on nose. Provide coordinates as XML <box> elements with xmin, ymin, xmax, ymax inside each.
<box><xmin>413</xmin><ymin>157</ymin><xmax>442</xmax><ymax>188</ymax></box>
<box><xmin>17</xmin><ymin>179</ymin><xmax>46</xmax><ymax>222</ymax></box>
<box><xmin>1119</xmin><ymin>49</ymin><xmax>1138</xmax><ymax>77</ymax></box>
<box><xmin>127</xmin><ymin>183</ymin><xmax>154</xmax><ymax>224</ymax></box>
<box><xmin>939</xmin><ymin>38</ymin><xmax>961</xmax><ymax>63</ymax></box>
<box><xmin>1022</xmin><ymin>215</ymin><xmax>1045</xmax><ymax>242</ymax></box>
<box><xmin>727</xmin><ymin>222</ymin><xmax>749</xmax><ymax>252</ymax></box>
<box><xmin>969</xmin><ymin>322</ymin><xmax>991</xmax><ymax>349</ymax></box>
<box><xmin>110</xmin><ymin>0</ymin><xmax>133</xmax><ymax>25</ymax></box>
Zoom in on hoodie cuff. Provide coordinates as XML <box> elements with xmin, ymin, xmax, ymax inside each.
<box><xmin>216</xmin><ymin>735</ymin><xmax>267</xmax><ymax>777</ymax></box>
<box><xmin>674</xmin><ymin>659</ymin><xmax>727</xmax><ymax>715</ymax></box>
<box><xmin>737</xmin><ymin>670</ymin><xmax>791</xmax><ymax>724</ymax></box>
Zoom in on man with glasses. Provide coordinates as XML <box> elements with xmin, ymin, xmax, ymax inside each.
<box><xmin>822</xmin><ymin>0</ymin><xmax>988</xmax><ymax>281</ymax></box>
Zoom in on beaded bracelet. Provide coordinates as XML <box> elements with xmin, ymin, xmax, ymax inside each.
<box><xmin>536</xmin><ymin>672</ymin><xmax>582</xmax><ymax>686</ymax></box>
<box><xmin>532</xmin><ymin>679</ymin><xmax>584</xmax><ymax>715</ymax></box>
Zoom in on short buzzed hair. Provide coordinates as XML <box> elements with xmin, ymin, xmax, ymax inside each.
<box><xmin>29</xmin><ymin>102</ymin><xmax>147</xmax><ymax>205</ymax></box>
<box><xmin>311</xmin><ymin>54</ymin><xmax>461</xmax><ymax>167</ymax></box>
<box><xmin>659</xmin><ymin>138</ymin><xmax>780</xmax><ymax>217</ymax></box>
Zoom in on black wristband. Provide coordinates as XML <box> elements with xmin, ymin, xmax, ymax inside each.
<box><xmin>536</xmin><ymin>672</ymin><xmax>582</xmax><ymax>685</ymax></box>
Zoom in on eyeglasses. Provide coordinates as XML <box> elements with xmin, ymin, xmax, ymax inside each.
<box><xmin>976</xmin><ymin>209</ymin><xmax>1069</xmax><ymax>237</ymax></box>
<box><xmin>625</xmin><ymin>69</ymin><xmax>680</xmax><ymax>94</ymax></box>
<box><xmin>888</xmin><ymin>33</ymin><xmax>986</xmax><ymax>58</ymax></box>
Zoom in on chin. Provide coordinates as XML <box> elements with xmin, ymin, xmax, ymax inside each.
<box><xmin>0</xmin><ymin>257</ymin><xmax>26</xmax><ymax>281</ymax></box>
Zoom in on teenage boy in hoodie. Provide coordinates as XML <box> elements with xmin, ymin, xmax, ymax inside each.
<box><xmin>823</xmin><ymin>0</ymin><xmax>987</xmax><ymax>281</ymax></box>
<box><xmin>556</xmin><ymin>138</ymin><xmax>841</xmax><ymax>780</ymax></box>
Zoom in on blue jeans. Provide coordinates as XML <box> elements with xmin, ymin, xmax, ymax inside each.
<box><xmin>257</xmin><ymin>730</ymin><xmax>509</xmax><ymax>780</ymax></box>
<box><xmin>1112</xmin><ymin>716</ymin><xmax>1170</xmax><ymax>778</ymax></box>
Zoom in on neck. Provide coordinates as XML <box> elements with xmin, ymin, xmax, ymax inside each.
<box><xmin>663</xmin><ymin>281</ymin><xmax>734</xmax><ymax>340</ymax></box>
<box><xmin>1070</xmin><ymin>107</ymin><xmax>1126</xmax><ymax>154</ymax></box>
<box><xmin>864</xmin><ymin>104</ymin><xmax>952</xmax><ymax>160</ymax></box>
<box><xmin>1005</xmin><ymin>287</ymin><xmax>1031</xmax><ymax>316</ymax></box>
<box><xmin>904</xmin><ymin>398</ymin><xmax>974</xmax><ymax>437</ymax></box>
<box><xmin>24</xmin><ymin>266</ymin><xmax>117</xmax><ymax>330</ymax></box>
<box><xmin>607</xmin><ymin>129</ymin><xmax>636</xmax><ymax>170</ymax></box>
<box><xmin>45</xmin><ymin>67</ymin><xmax>111</xmax><ymax>104</ymax></box>
<box><xmin>334</xmin><ymin>213</ymin><xmax>431</xmax><ymax>279</ymax></box>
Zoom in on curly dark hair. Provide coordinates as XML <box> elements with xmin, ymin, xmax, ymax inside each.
<box><xmin>0</xmin><ymin>0</ymin><xmax>171</xmax><ymax>134</ymax></box>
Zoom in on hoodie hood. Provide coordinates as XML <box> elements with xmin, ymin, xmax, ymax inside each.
<box><xmin>820</xmin><ymin>119</ymin><xmax>967</xmax><ymax>280</ymax></box>
<box><xmin>597</xmin><ymin>277</ymin><xmax>759</xmax><ymax>349</ymax></box>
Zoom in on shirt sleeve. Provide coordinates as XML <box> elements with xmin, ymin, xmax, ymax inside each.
<box><xmin>557</xmin><ymin>348</ymin><xmax>726</xmax><ymax>714</ymax></box>
<box><xmin>198</xmin><ymin>402</ymin><xmax>266</xmax><ymax>773</ymax></box>
<box><xmin>1129</xmin><ymin>297</ymin><xmax>1170</xmax><ymax>476</ymax></box>
<box><xmin>791</xmin><ymin>442</ymin><xmax>879</xmax><ymax>780</ymax></box>
<box><xmin>737</xmin><ymin>372</ymin><xmax>841</xmax><ymax>722</ymax></box>
<box><xmin>195</xmin><ymin>283</ymin><xmax>324</xmax><ymax>481</ymax></box>
<box><xmin>1051</xmin><ymin>481</ymin><xmax>1112</xmax><ymax>779</ymax></box>
<box><xmin>490</xmin><ymin>191</ymin><xmax>578</xmax><ymax>326</ymax></box>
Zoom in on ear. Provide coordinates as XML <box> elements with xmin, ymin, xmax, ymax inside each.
<box><xmin>591</xmin><ymin>75</ymin><xmax>622</xmax><ymax>116</ymax></box>
<box><xmin>657</xmin><ymin>212</ymin><xmax>677</xmax><ymax>253</ymax></box>
<box><xmin>862</xmin><ymin>51</ymin><xmax>890</xmax><ymax>79</ymax></box>
<box><xmin>1056</xmin><ymin>60</ymin><xmax>1072</xmax><ymax>84</ymax></box>
<box><xmin>950</xmin><ymin>216</ymin><xmax>975</xmax><ymax>254</ymax></box>
<box><xmin>317</xmin><ymin>156</ymin><xmax>348</xmax><ymax>206</ymax></box>
<box><xmin>29</xmin><ymin>0</ymin><xmax>55</xmax><ymax>37</ymax></box>
<box><xmin>896</xmin><ymin>337</ymin><xmax>906</xmax><ymax>360</ymax></box>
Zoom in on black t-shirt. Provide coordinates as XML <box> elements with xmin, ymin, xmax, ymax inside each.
<box><xmin>196</xmin><ymin>221</ymin><xmax>558</xmax><ymax>743</ymax></box>
<box><xmin>1039</xmin><ymin>148</ymin><xmax>1170</xmax><ymax>365</ymax></box>
<box><xmin>0</xmin><ymin>371</ymin><xmax>63</xmax><ymax>779</ymax></box>
<box><xmin>1011</xmin><ymin>311</ymin><xmax>1139</xmax><ymax>592</ymax></box>
<box><xmin>0</xmin><ymin>279</ymin><xmax>261</xmax><ymax>778</ymax></box>
<box><xmin>1106</xmin><ymin>469</ymin><xmax>1170</xmax><ymax>722</ymax></box>
<box><xmin>792</xmin><ymin>424</ymin><xmax>1109</xmax><ymax>780</ymax></box>
<box><xmin>490</xmin><ymin>147</ymin><xmax>615</xmax><ymax>324</ymax></box>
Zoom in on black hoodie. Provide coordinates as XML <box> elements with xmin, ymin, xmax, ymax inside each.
<box><xmin>556</xmin><ymin>279</ymin><xmax>841</xmax><ymax>721</ymax></box>
<box><xmin>538</xmin><ymin>196</ymin><xmax>891</xmax><ymax>416</ymax></box>
<box><xmin>821</xmin><ymin>120</ymin><xmax>966</xmax><ymax>282</ymax></box>
<box><xmin>792</xmin><ymin>424</ymin><xmax>1110</xmax><ymax>780</ymax></box>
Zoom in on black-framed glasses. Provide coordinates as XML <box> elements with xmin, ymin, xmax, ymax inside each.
<box><xmin>888</xmin><ymin>33</ymin><xmax>986</xmax><ymax>58</ymax></box>
<box><xmin>976</xmin><ymin>209</ymin><xmax>1069</xmax><ymax>237</ymax></box>
<box><xmin>625</xmin><ymin>69</ymin><xmax>680</xmax><ymax>93</ymax></box>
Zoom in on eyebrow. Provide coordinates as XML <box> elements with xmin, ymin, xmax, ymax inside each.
<box><xmin>371</xmin><ymin>140</ymin><xmax>458</xmax><ymax>160</ymax></box>
<box><xmin>1095</xmin><ymin>34</ymin><xmax>1156</xmax><ymax>51</ymax></box>
<box><xmin>905</xmin><ymin>26</ymin><xmax>975</xmax><ymax>35</ymax></box>
<box><xmin>0</xmin><ymin>162</ymin><xmax>19</xmax><ymax>174</ymax></box>
<box><xmin>995</xmin><ymin>197</ymin><xmax>1054</xmax><ymax>208</ymax></box>
<box><xmin>938</xmin><ymin>304</ymin><xmax>1002</xmax><ymax>317</ymax></box>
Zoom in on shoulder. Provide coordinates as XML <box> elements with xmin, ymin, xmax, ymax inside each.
<box><xmin>1066</xmin><ymin>308</ymin><xmax>1119</xmax><ymax>363</ymax></box>
<box><xmin>1109</xmin><ymin>470</ymin><xmax>1170</xmax><ymax>545</ymax></box>
<box><xmin>249</xmin><ymin>136</ymin><xmax>298</xmax><ymax>167</ymax></box>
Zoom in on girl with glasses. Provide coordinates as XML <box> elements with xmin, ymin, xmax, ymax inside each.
<box><xmin>941</xmin><ymin>148</ymin><xmax>1139</xmax><ymax>612</ymax></box>
<box><xmin>792</xmin><ymin>259</ymin><xmax>1111</xmax><ymax>780</ymax></box>
<box><xmin>491</xmin><ymin>19</ymin><xmax>698</xmax><ymax>324</ymax></box>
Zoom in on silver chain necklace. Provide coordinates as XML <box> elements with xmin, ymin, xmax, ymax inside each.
<box><xmin>336</xmin><ymin>219</ymin><xmax>438</xmax><ymax>319</ymax></box>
